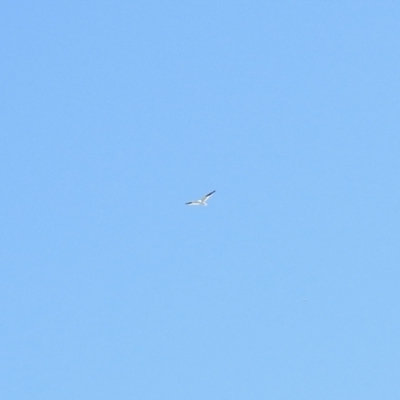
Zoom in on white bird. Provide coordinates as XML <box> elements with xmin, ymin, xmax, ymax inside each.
<box><xmin>185</xmin><ymin>190</ymin><xmax>216</xmax><ymax>206</ymax></box>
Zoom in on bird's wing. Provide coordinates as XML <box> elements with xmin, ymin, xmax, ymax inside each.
<box><xmin>186</xmin><ymin>201</ymin><xmax>201</xmax><ymax>205</ymax></box>
<box><xmin>201</xmin><ymin>190</ymin><xmax>216</xmax><ymax>202</ymax></box>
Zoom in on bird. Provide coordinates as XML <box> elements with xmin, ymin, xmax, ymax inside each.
<box><xmin>185</xmin><ymin>190</ymin><xmax>216</xmax><ymax>206</ymax></box>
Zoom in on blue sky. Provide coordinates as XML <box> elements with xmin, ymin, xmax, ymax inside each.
<box><xmin>1</xmin><ymin>1</ymin><xmax>400</xmax><ymax>399</ymax></box>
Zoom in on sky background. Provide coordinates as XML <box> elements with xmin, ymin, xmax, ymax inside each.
<box><xmin>1</xmin><ymin>1</ymin><xmax>400</xmax><ymax>399</ymax></box>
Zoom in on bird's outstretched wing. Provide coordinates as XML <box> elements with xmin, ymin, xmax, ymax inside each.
<box><xmin>185</xmin><ymin>201</ymin><xmax>201</xmax><ymax>205</ymax></box>
<box><xmin>201</xmin><ymin>190</ymin><xmax>216</xmax><ymax>202</ymax></box>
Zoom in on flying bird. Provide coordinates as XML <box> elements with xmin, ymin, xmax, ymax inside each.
<box><xmin>185</xmin><ymin>190</ymin><xmax>216</xmax><ymax>206</ymax></box>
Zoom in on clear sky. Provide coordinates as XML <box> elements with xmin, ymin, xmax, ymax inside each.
<box><xmin>1</xmin><ymin>1</ymin><xmax>400</xmax><ymax>399</ymax></box>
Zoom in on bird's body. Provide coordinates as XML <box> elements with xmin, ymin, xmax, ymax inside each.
<box><xmin>186</xmin><ymin>190</ymin><xmax>216</xmax><ymax>206</ymax></box>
